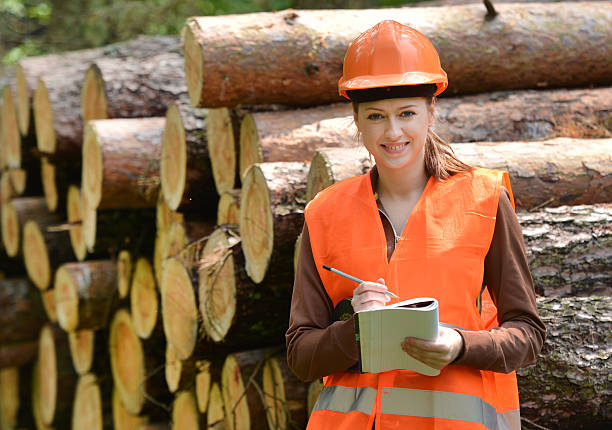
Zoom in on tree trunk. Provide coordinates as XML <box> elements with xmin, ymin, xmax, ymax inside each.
<box><xmin>240</xmin><ymin>162</ymin><xmax>309</xmax><ymax>284</ymax></box>
<box><xmin>198</xmin><ymin>228</ymin><xmax>292</xmax><ymax>350</ymax></box>
<box><xmin>28</xmin><ymin>36</ymin><xmax>178</xmax><ymax>158</ymax></box>
<box><xmin>54</xmin><ymin>260</ymin><xmax>118</xmax><ymax>331</ymax></box>
<box><xmin>519</xmin><ymin>204</ymin><xmax>612</xmax><ymax>297</ymax></box>
<box><xmin>206</xmin><ymin>108</ymin><xmax>241</xmax><ymax>194</ymax></box>
<box><xmin>171</xmin><ymin>390</ymin><xmax>206</xmax><ymax>430</ymax></box>
<box><xmin>109</xmin><ymin>309</ymin><xmax>171</xmax><ymax>416</ymax></box>
<box><xmin>184</xmin><ymin>2</ymin><xmax>612</xmax><ymax>107</ymax></box>
<box><xmin>35</xmin><ymin>324</ymin><xmax>78</xmax><ymax>427</ymax></box>
<box><xmin>0</xmin><ymin>340</ymin><xmax>37</xmax><ymax>369</ymax></box>
<box><xmin>518</xmin><ymin>296</ymin><xmax>611</xmax><ymax>429</ymax></box>
<box><xmin>130</xmin><ymin>257</ymin><xmax>159</xmax><ymax>339</ymax></box>
<box><xmin>217</xmin><ymin>190</ymin><xmax>241</xmax><ymax>226</ymax></box>
<box><xmin>82</xmin><ymin>117</ymin><xmax>165</xmax><ymax>210</ymax></box>
<box><xmin>262</xmin><ymin>355</ymin><xmax>308</xmax><ymax>430</ymax></box>
<box><xmin>161</xmin><ymin>102</ymin><xmax>217</xmax><ymax>211</ymax></box>
<box><xmin>1</xmin><ymin>196</ymin><xmax>48</xmax><ymax>258</ymax></box>
<box><xmin>23</xmin><ymin>219</ymin><xmax>73</xmax><ymax>290</ymax></box>
<box><xmin>0</xmin><ymin>278</ymin><xmax>46</xmax><ymax>344</ymax></box>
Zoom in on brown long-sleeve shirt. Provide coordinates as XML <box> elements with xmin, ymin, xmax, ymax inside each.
<box><xmin>286</xmin><ymin>171</ymin><xmax>546</xmax><ymax>382</ymax></box>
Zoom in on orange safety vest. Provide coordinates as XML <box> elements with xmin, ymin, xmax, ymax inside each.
<box><xmin>304</xmin><ymin>167</ymin><xmax>520</xmax><ymax>430</ymax></box>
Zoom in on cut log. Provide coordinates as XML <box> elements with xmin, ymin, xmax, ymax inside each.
<box><xmin>23</xmin><ymin>219</ymin><xmax>73</xmax><ymax>290</ymax></box>
<box><xmin>41</xmin><ymin>156</ymin><xmax>79</xmax><ymax>213</ymax></box>
<box><xmin>240</xmin><ymin>162</ymin><xmax>309</xmax><ymax>283</ymax></box>
<box><xmin>1</xmin><ymin>86</ymin><xmax>21</xmax><ymax>168</ymax></box>
<box><xmin>171</xmin><ymin>390</ymin><xmax>205</xmax><ymax>430</ymax></box>
<box><xmin>195</xmin><ymin>361</ymin><xmax>212</xmax><ymax>413</ymax></box>
<box><xmin>184</xmin><ymin>3</ymin><xmax>612</xmax><ymax>107</ymax></box>
<box><xmin>0</xmin><ymin>341</ymin><xmax>38</xmax><ymax>369</ymax></box>
<box><xmin>262</xmin><ymin>355</ymin><xmax>308</xmax><ymax>430</ymax></box>
<box><xmin>0</xmin><ymin>173</ymin><xmax>13</xmax><ymax>204</ymax></box>
<box><xmin>131</xmin><ymin>258</ymin><xmax>159</xmax><ymax>339</ymax></box>
<box><xmin>198</xmin><ymin>228</ymin><xmax>291</xmax><ymax>349</ymax></box>
<box><xmin>161</xmin><ymin>101</ymin><xmax>216</xmax><ymax>211</ymax></box>
<box><xmin>8</xmin><ymin>168</ymin><xmax>28</xmax><ymax>196</ymax></box>
<box><xmin>206</xmin><ymin>108</ymin><xmax>241</xmax><ymax>194</ymax></box>
<box><xmin>520</xmin><ymin>204</ymin><xmax>612</xmax><ymax>297</ymax></box>
<box><xmin>217</xmin><ymin>190</ymin><xmax>241</xmax><ymax>226</ymax></box>
<box><xmin>0</xmin><ymin>366</ymin><xmax>34</xmax><ymax>430</ymax></box>
<box><xmin>82</xmin><ymin>117</ymin><xmax>165</xmax><ymax>210</ymax></box>
<box><xmin>165</xmin><ymin>343</ymin><xmax>192</xmax><ymax>394</ymax></box>
<box><xmin>68</xmin><ymin>329</ymin><xmax>99</xmax><ymax>375</ymax></box>
<box><xmin>15</xmin><ymin>63</ymin><xmax>33</xmax><ymax>137</ymax></box>
<box><xmin>54</xmin><ymin>260</ymin><xmax>118</xmax><ymax>331</ymax></box>
<box><xmin>1</xmin><ymin>197</ymin><xmax>48</xmax><ymax>258</ymax></box>
<box><xmin>307</xmin><ymin>146</ymin><xmax>371</xmax><ymax>201</ymax></box>
<box><xmin>40</xmin><ymin>288</ymin><xmax>58</xmax><ymax>323</ymax></box>
<box><xmin>112</xmin><ymin>387</ymin><xmax>147</xmax><ymax>430</ymax></box>
<box><xmin>117</xmin><ymin>249</ymin><xmax>133</xmax><ymax>299</ymax></box>
<box><xmin>156</xmin><ymin>190</ymin><xmax>185</xmax><ymax>234</ymax></box>
<box><xmin>72</xmin><ymin>373</ymin><xmax>111</xmax><ymax>430</ymax></box>
<box><xmin>109</xmin><ymin>309</ymin><xmax>170</xmax><ymax>416</ymax></box>
<box><xmin>29</xmin><ymin>36</ymin><xmax>179</xmax><ymax>158</ymax></box>
<box><xmin>81</xmin><ymin>49</ymin><xmax>185</xmax><ymax>124</ymax></box>
<box><xmin>306</xmin><ymin>379</ymin><xmax>323</xmax><ymax>419</ymax></box>
<box><xmin>0</xmin><ymin>278</ymin><xmax>46</xmax><ymax>345</ymax></box>
<box><xmin>66</xmin><ymin>185</ymin><xmax>87</xmax><ymax>261</ymax></box>
<box><xmin>208</xmin><ymin>382</ymin><xmax>228</xmax><ymax>430</ymax></box>
<box><xmin>221</xmin><ymin>348</ymin><xmax>280</xmax><ymax>430</ymax></box>
<box><xmin>518</xmin><ymin>296</ymin><xmax>611</xmax><ymax>429</ymax></box>
<box><xmin>36</xmin><ymin>324</ymin><xmax>77</xmax><ymax>427</ymax></box>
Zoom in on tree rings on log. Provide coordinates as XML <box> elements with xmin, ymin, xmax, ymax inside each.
<box><xmin>82</xmin><ymin>117</ymin><xmax>165</xmax><ymax>210</ymax></box>
<box><xmin>1</xmin><ymin>197</ymin><xmax>47</xmax><ymax>258</ymax></box>
<box><xmin>240</xmin><ymin>162</ymin><xmax>309</xmax><ymax>283</ymax></box>
<box><xmin>307</xmin><ymin>147</ymin><xmax>371</xmax><ymax>201</ymax></box>
<box><xmin>71</xmin><ymin>373</ymin><xmax>104</xmax><ymax>430</ymax></box>
<box><xmin>195</xmin><ymin>360</ymin><xmax>212</xmax><ymax>413</ymax></box>
<box><xmin>40</xmin><ymin>157</ymin><xmax>58</xmax><ymax>212</ymax></box>
<box><xmin>117</xmin><ymin>250</ymin><xmax>133</xmax><ymax>299</ymax></box>
<box><xmin>206</xmin><ymin>108</ymin><xmax>240</xmax><ymax>194</ymax></box>
<box><xmin>68</xmin><ymin>329</ymin><xmax>95</xmax><ymax>375</ymax></box>
<box><xmin>0</xmin><ymin>278</ymin><xmax>46</xmax><ymax>345</ymax></box>
<box><xmin>54</xmin><ymin>260</ymin><xmax>118</xmax><ymax>331</ymax></box>
<box><xmin>131</xmin><ymin>258</ymin><xmax>159</xmax><ymax>339</ymax></box>
<box><xmin>262</xmin><ymin>356</ymin><xmax>307</xmax><ymax>430</ymax></box>
<box><xmin>112</xmin><ymin>387</ymin><xmax>147</xmax><ymax>430</ymax></box>
<box><xmin>8</xmin><ymin>169</ymin><xmax>27</xmax><ymax>196</ymax></box>
<box><xmin>217</xmin><ymin>190</ymin><xmax>240</xmax><ymax>226</ymax></box>
<box><xmin>160</xmin><ymin>257</ymin><xmax>199</xmax><ymax>360</ymax></box>
<box><xmin>1</xmin><ymin>86</ymin><xmax>21</xmax><ymax>169</ymax></box>
<box><xmin>41</xmin><ymin>288</ymin><xmax>58</xmax><ymax>323</ymax></box>
<box><xmin>66</xmin><ymin>185</ymin><xmax>86</xmax><ymax>261</ymax></box>
<box><xmin>171</xmin><ymin>390</ymin><xmax>204</xmax><ymax>430</ymax></box>
<box><xmin>32</xmin><ymin>78</ymin><xmax>57</xmax><ymax>155</ymax></box>
<box><xmin>31</xmin><ymin>361</ymin><xmax>53</xmax><ymax>430</ymax></box>
<box><xmin>0</xmin><ymin>367</ymin><xmax>20</xmax><ymax>430</ymax></box>
<box><xmin>207</xmin><ymin>382</ymin><xmax>228</xmax><ymax>430</ymax></box>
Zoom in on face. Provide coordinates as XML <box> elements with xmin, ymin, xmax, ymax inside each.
<box><xmin>354</xmin><ymin>97</ymin><xmax>434</xmax><ymax>172</ymax></box>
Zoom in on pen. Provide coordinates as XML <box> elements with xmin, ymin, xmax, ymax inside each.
<box><xmin>322</xmin><ymin>265</ymin><xmax>400</xmax><ymax>299</ymax></box>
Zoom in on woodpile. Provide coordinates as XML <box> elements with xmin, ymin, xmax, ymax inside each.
<box><xmin>0</xmin><ymin>2</ymin><xmax>610</xmax><ymax>429</ymax></box>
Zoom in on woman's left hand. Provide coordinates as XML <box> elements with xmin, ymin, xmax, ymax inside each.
<box><xmin>401</xmin><ymin>326</ymin><xmax>464</xmax><ymax>370</ymax></box>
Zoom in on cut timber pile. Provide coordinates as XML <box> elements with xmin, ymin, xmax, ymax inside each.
<box><xmin>0</xmin><ymin>366</ymin><xmax>34</xmax><ymax>430</ymax></box>
<box><xmin>206</xmin><ymin>108</ymin><xmax>241</xmax><ymax>194</ymax></box>
<box><xmin>71</xmin><ymin>373</ymin><xmax>111</xmax><ymax>430</ymax></box>
<box><xmin>0</xmin><ymin>278</ymin><xmax>46</xmax><ymax>345</ymax></box>
<box><xmin>1</xmin><ymin>86</ymin><xmax>21</xmax><ymax>168</ymax></box>
<box><xmin>1</xmin><ymin>196</ymin><xmax>47</xmax><ymax>258</ymax></box>
<box><xmin>518</xmin><ymin>296</ymin><xmax>611</xmax><ymax>429</ymax></box>
<box><xmin>130</xmin><ymin>257</ymin><xmax>158</xmax><ymax>339</ymax></box>
<box><xmin>184</xmin><ymin>2</ymin><xmax>612</xmax><ymax>107</ymax></box>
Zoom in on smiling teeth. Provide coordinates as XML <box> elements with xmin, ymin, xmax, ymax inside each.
<box><xmin>388</xmin><ymin>143</ymin><xmax>407</xmax><ymax>150</ymax></box>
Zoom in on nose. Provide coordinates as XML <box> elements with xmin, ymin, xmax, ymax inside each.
<box><xmin>384</xmin><ymin>117</ymin><xmax>403</xmax><ymax>141</ymax></box>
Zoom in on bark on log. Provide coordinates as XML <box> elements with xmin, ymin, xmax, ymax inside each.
<box><xmin>198</xmin><ymin>228</ymin><xmax>291</xmax><ymax>350</ymax></box>
<box><xmin>82</xmin><ymin>117</ymin><xmax>165</xmax><ymax>210</ymax></box>
<box><xmin>130</xmin><ymin>257</ymin><xmax>159</xmax><ymax>339</ymax></box>
<box><xmin>1</xmin><ymin>86</ymin><xmax>21</xmax><ymax>168</ymax></box>
<box><xmin>307</xmin><ymin>138</ymin><xmax>612</xmax><ymax>210</ymax></box>
<box><xmin>0</xmin><ymin>341</ymin><xmax>38</xmax><ymax>369</ymax></box>
<box><xmin>0</xmin><ymin>366</ymin><xmax>35</xmax><ymax>430</ymax></box>
<box><xmin>520</xmin><ymin>204</ymin><xmax>612</xmax><ymax>297</ymax></box>
<box><xmin>208</xmin><ymin>382</ymin><xmax>229</xmax><ymax>430</ymax></box>
<box><xmin>518</xmin><ymin>296</ymin><xmax>612</xmax><ymax>429</ymax></box>
<box><xmin>217</xmin><ymin>190</ymin><xmax>241</xmax><ymax>226</ymax></box>
<box><xmin>71</xmin><ymin>373</ymin><xmax>113</xmax><ymax>430</ymax></box>
<box><xmin>161</xmin><ymin>102</ymin><xmax>216</xmax><ymax>211</ymax></box>
<box><xmin>54</xmin><ymin>260</ymin><xmax>118</xmax><ymax>331</ymax></box>
<box><xmin>240</xmin><ymin>162</ymin><xmax>309</xmax><ymax>284</ymax></box>
<box><xmin>0</xmin><ymin>278</ymin><xmax>46</xmax><ymax>345</ymax></box>
<box><xmin>23</xmin><ymin>219</ymin><xmax>73</xmax><ymax>290</ymax></box>
<box><xmin>35</xmin><ymin>324</ymin><xmax>78</xmax><ymax>427</ymax></box>
<box><xmin>184</xmin><ymin>2</ymin><xmax>612</xmax><ymax>107</ymax></box>
<box><xmin>171</xmin><ymin>390</ymin><xmax>205</xmax><ymax>430</ymax></box>
<box><xmin>1</xmin><ymin>197</ymin><xmax>48</xmax><ymax>258</ymax></box>
<box><xmin>27</xmin><ymin>36</ymin><xmax>179</xmax><ymax>158</ymax></box>
<box><xmin>262</xmin><ymin>355</ymin><xmax>308</xmax><ymax>430</ymax></box>
<box><xmin>109</xmin><ymin>309</ymin><xmax>171</xmax><ymax>416</ymax></box>
<box><xmin>206</xmin><ymin>108</ymin><xmax>241</xmax><ymax>194</ymax></box>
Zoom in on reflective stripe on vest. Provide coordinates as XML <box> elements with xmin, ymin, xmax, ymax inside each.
<box><xmin>314</xmin><ymin>385</ymin><xmax>520</xmax><ymax>430</ymax></box>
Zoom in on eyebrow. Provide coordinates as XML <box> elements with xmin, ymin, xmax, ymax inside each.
<box><xmin>365</xmin><ymin>105</ymin><xmax>417</xmax><ymax>111</ymax></box>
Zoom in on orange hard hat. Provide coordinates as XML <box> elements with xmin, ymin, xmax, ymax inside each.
<box><xmin>338</xmin><ymin>20</ymin><xmax>448</xmax><ymax>100</ymax></box>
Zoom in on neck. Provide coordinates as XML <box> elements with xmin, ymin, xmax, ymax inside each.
<box><xmin>376</xmin><ymin>163</ymin><xmax>429</xmax><ymax>202</ymax></box>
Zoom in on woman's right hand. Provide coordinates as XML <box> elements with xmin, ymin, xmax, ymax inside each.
<box><xmin>351</xmin><ymin>278</ymin><xmax>390</xmax><ymax>312</ymax></box>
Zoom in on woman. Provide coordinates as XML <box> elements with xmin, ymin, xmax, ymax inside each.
<box><xmin>286</xmin><ymin>20</ymin><xmax>545</xmax><ymax>430</ymax></box>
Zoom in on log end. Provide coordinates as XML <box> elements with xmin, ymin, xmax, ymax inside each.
<box><xmin>15</xmin><ymin>64</ymin><xmax>30</xmax><ymax>136</ymax></box>
<box><xmin>0</xmin><ymin>174</ymin><xmax>13</xmax><ymax>204</ymax></box>
<box><xmin>54</xmin><ymin>265</ymin><xmax>80</xmax><ymax>332</ymax></box>
<box><xmin>41</xmin><ymin>157</ymin><xmax>58</xmax><ymax>212</ymax></box>
<box><xmin>156</xmin><ymin>190</ymin><xmax>184</xmax><ymax>233</ymax></box>
<box><xmin>160</xmin><ymin>258</ymin><xmax>198</xmax><ymax>361</ymax></box>
<box><xmin>0</xmin><ymin>367</ymin><xmax>19</xmax><ymax>430</ymax></box>
<box><xmin>161</xmin><ymin>104</ymin><xmax>187</xmax><ymax>211</ymax></box>
<box><xmin>32</xmin><ymin>361</ymin><xmax>52</xmax><ymax>430</ymax></box>
<box><xmin>72</xmin><ymin>373</ymin><xmax>103</xmax><ymax>430</ymax></box>
<box><xmin>240</xmin><ymin>165</ymin><xmax>273</xmax><ymax>284</ymax></box>
<box><xmin>208</xmin><ymin>382</ymin><xmax>228</xmax><ymax>430</ymax></box>
<box><xmin>238</xmin><ymin>114</ymin><xmax>262</xmax><ymax>180</ymax></box>
<box><xmin>82</xmin><ymin>190</ymin><xmax>98</xmax><ymax>252</ymax></box>
<box><xmin>165</xmin><ymin>343</ymin><xmax>183</xmax><ymax>394</ymax></box>
<box><xmin>130</xmin><ymin>258</ymin><xmax>158</xmax><ymax>339</ymax></box>
<box><xmin>117</xmin><ymin>250</ymin><xmax>133</xmax><ymax>299</ymax></box>
<box><xmin>68</xmin><ymin>330</ymin><xmax>95</xmax><ymax>376</ymax></box>
<box><xmin>37</xmin><ymin>325</ymin><xmax>57</xmax><ymax>426</ymax></box>
<box><xmin>81</xmin><ymin>64</ymin><xmax>108</xmax><ymax>123</ymax></box>
<box><xmin>82</xmin><ymin>122</ymin><xmax>103</xmax><ymax>210</ymax></box>
<box><xmin>183</xmin><ymin>24</ymin><xmax>204</xmax><ymax>108</ymax></box>
<box><xmin>306</xmin><ymin>151</ymin><xmax>334</xmax><ymax>202</ymax></box>
<box><xmin>195</xmin><ymin>360</ymin><xmax>211</xmax><ymax>414</ymax></box>
<box><xmin>67</xmin><ymin>186</ymin><xmax>86</xmax><ymax>261</ymax></box>
<box><xmin>9</xmin><ymin>169</ymin><xmax>26</xmax><ymax>196</ymax></box>
<box><xmin>171</xmin><ymin>391</ymin><xmax>200</xmax><ymax>430</ymax></box>
<box><xmin>217</xmin><ymin>190</ymin><xmax>240</xmax><ymax>226</ymax></box>
<box><xmin>41</xmin><ymin>288</ymin><xmax>58</xmax><ymax>323</ymax></box>
<box><xmin>199</xmin><ymin>229</ymin><xmax>236</xmax><ymax>342</ymax></box>
<box><xmin>109</xmin><ymin>309</ymin><xmax>145</xmax><ymax>415</ymax></box>
<box><xmin>262</xmin><ymin>358</ymin><xmax>287</xmax><ymax>430</ymax></box>
<box><xmin>112</xmin><ymin>387</ymin><xmax>146</xmax><ymax>430</ymax></box>
<box><xmin>1</xmin><ymin>201</ymin><xmax>20</xmax><ymax>257</ymax></box>
<box><xmin>221</xmin><ymin>355</ymin><xmax>250</xmax><ymax>430</ymax></box>
<box><xmin>1</xmin><ymin>86</ymin><xmax>21</xmax><ymax>169</ymax></box>
<box><xmin>23</xmin><ymin>220</ymin><xmax>51</xmax><ymax>290</ymax></box>
<box><xmin>33</xmin><ymin>78</ymin><xmax>55</xmax><ymax>154</ymax></box>
<box><xmin>206</xmin><ymin>108</ymin><xmax>237</xmax><ymax>194</ymax></box>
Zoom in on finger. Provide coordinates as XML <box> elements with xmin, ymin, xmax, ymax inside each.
<box><xmin>402</xmin><ymin>342</ymin><xmax>455</xmax><ymax>364</ymax></box>
<box><xmin>377</xmin><ymin>278</ymin><xmax>385</xmax><ymax>285</ymax></box>
<box><xmin>401</xmin><ymin>345</ymin><xmax>449</xmax><ymax>370</ymax></box>
<box><xmin>354</xmin><ymin>282</ymin><xmax>390</xmax><ymax>295</ymax></box>
<box><xmin>356</xmin><ymin>291</ymin><xmax>390</xmax><ymax>304</ymax></box>
<box><xmin>403</xmin><ymin>337</ymin><xmax>447</xmax><ymax>353</ymax></box>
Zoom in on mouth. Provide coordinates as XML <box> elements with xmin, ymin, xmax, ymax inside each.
<box><xmin>381</xmin><ymin>142</ymin><xmax>409</xmax><ymax>153</ymax></box>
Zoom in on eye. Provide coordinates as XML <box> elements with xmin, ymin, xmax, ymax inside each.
<box><xmin>367</xmin><ymin>113</ymin><xmax>384</xmax><ymax>121</ymax></box>
<box><xmin>400</xmin><ymin>110</ymin><xmax>416</xmax><ymax>119</ymax></box>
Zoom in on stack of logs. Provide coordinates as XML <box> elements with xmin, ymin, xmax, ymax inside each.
<box><xmin>0</xmin><ymin>2</ymin><xmax>611</xmax><ymax>430</ymax></box>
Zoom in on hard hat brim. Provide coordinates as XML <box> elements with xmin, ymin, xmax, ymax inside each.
<box><xmin>339</xmin><ymin>71</ymin><xmax>448</xmax><ymax>99</ymax></box>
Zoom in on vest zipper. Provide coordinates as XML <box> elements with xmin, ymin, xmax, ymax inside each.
<box><xmin>378</xmin><ymin>208</ymin><xmax>400</xmax><ymax>247</ymax></box>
